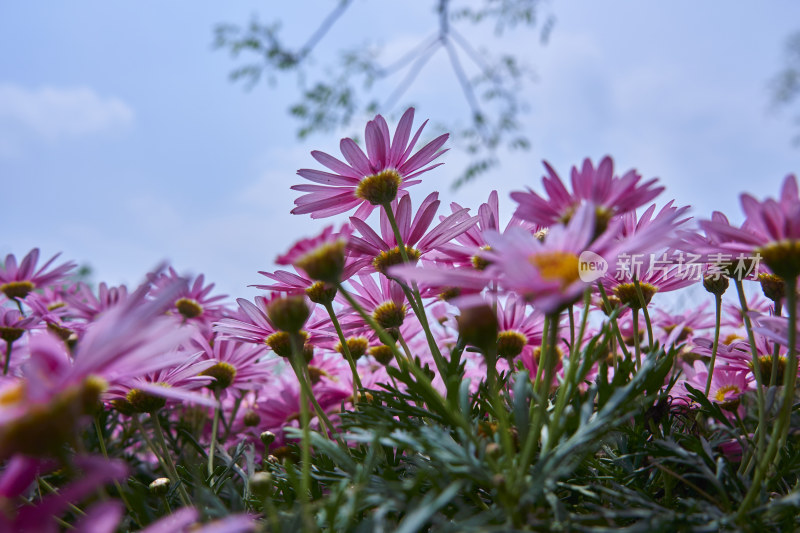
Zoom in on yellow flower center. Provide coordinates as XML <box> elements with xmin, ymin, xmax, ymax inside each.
<box><xmin>372</xmin><ymin>301</ymin><xmax>406</xmax><ymax>329</ymax></box>
<box><xmin>126</xmin><ymin>383</ymin><xmax>170</xmax><ymax>414</ymax></box>
<box><xmin>372</xmin><ymin>245</ymin><xmax>421</xmax><ymax>274</ymax></box>
<box><xmin>662</xmin><ymin>324</ymin><xmax>694</xmax><ymax>344</ymax></box>
<box><xmin>266</xmin><ymin>330</ymin><xmax>309</xmax><ymax>358</ymax></box>
<box><xmin>714</xmin><ymin>384</ymin><xmax>741</xmax><ymax>403</ymax></box>
<box><xmin>529</xmin><ymin>251</ymin><xmax>580</xmax><ymax>288</ymax></box>
<box><xmin>0</xmin><ymin>281</ymin><xmax>34</xmax><ymax>300</ymax></box>
<box><xmin>613</xmin><ymin>282</ymin><xmax>658</xmax><ymax>309</ymax></box>
<box><xmin>471</xmin><ymin>246</ymin><xmax>492</xmax><ymax>271</ymax></box>
<box><xmin>355</xmin><ymin>169</ymin><xmax>402</xmax><ymax>205</ymax></box>
<box><xmin>497</xmin><ymin>330</ymin><xmax>527</xmax><ymax>358</ymax></box>
<box><xmin>0</xmin><ymin>382</ymin><xmax>24</xmax><ymax>406</ymax></box>
<box><xmin>336</xmin><ymin>336</ymin><xmax>369</xmax><ymax>359</ymax></box>
<box><xmin>713</xmin><ymin>383</ymin><xmax>743</xmax><ymax>411</ymax></box>
<box><xmin>758</xmin><ymin>240</ymin><xmax>800</xmax><ymax>280</ymax></box>
<box><xmin>200</xmin><ymin>362</ymin><xmax>238</xmax><ymax>390</ymax></box>
<box><xmin>305</xmin><ymin>281</ymin><xmax>337</xmax><ymax>304</ymax></box>
<box><xmin>176</xmin><ymin>298</ymin><xmax>204</xmax><ymax>319</ymax></box>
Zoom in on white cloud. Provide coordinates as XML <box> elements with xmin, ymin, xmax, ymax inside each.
<box><xmin>0</xmin><ymin>83</ymin><xmax>134</xmax><ymax>142</ymax></box>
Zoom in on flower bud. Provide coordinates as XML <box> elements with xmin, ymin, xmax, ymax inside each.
<box><xmin>249</xmin><ymin>471</ymin><xmax>273</xmax><ymax>499</ymax></box>
<box><xmin>336</xmin><ymin>336</ymin><xmax>369</xmax><ymax>359</ymax></box>
<box><xmin>260</xmin><ymin>431</ymin><xmax>276</xmax><ymax>448</ymax></box>
<box><xmin>369</xmin><ymin>345</ymin><xmax>395</xmax><ymax>365</ymax></box>
<box><xmin>266</xmin><ymin>295</ymin><xmax>310</xmax><ymax>333</ymax></box>
<box><xmin>296</xmin><ymin>242</ymin><xmax>347</xmax><ymax>284</ymax></box>
<box><xmin>305</xmin><ymin>281</ymin><xmax>337</xmax><ymax>305</ymax></box>
<box><xmin>149</xmin><ymin>477</ymin><xmax>170</xmax><ymax>496</ymax></box>
<box><xmin>703</xmin><ymin>274</ymin><xmax>729</xmax><ymax>296</ymax></box>
<box><xmin>758</xmin><ymin>273</ymin><xmax>785</xmax><ymax>303</ymax></box>
<box><xmin>243</xmin><ymin>410</ymin><xmax>261</xmax><ymax>427</ymax></box>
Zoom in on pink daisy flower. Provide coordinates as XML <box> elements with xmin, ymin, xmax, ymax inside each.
<box><xmin>264</xmin><ymin>224</ymin><xmax>369</xmax><ymax>291</ymax></box>
<box><xmin>600</xmin><ymin>201</ymin><xmax>694</xmax><ymax>308</ymax></box>
<box><xmin>0</xmin><ymin>455</ymin><xmax>127</xmax><ymax>532</ymax></box>
<box><xmin>191</xmin><ymin>334</ymin><xmax>276</xmax><ymax>397</ymax></box>
<box><xmin>722</xmin><ymin>292</ymin><xmax>774</xmax><ymax>330</ymax></box>
<box><xmin>494</xmin><ymin>293</ymin><xmax>546</xmax><ymax>362</ymax></box>
<box><xmin>214</xmin><ymin>297</ymin><xmax>331</xmax><ymax>358</ymax></box>
<box><xmin>675</xmin><ymin>360</ymin><xmax>752</xmax><ymax>415</ymax></box>
<box><xmin>106</xmin><ymin>351</ymin><xmax>217</xmax><ymax>414</ymax></box>
<box><xmin>336</xmin><ymin>274</ymin><xmax>408</xmax><ymax>335</ymax></box>
<box><xmin>0</xmin><ymin>275</ymin><xmax>195</xmax><ymax>457</ymax></box>
<box><xmin>697</xmin><ymin>174</ymin><xmax>800</xmax><ymax>279</ymax></box>
<box><xmin>138</xmin><ymin>506</ymin><xmax>258</xmax><ymax>533</ymax></box>
<box><xmin>213</xmin><ymin>296</ymin><xmax>282</xmax><ymax>345</ymax></box>
<box><xmin>481</xmin><ymin>204</ymin><xmax>621</xmax><ymax>314</ymax></box>
<box><xmin>0</xmin><ymin>305</ymin><xmax>40</xmax><ymax>341</ymax></box>
<box><xmin>601</xmin><ymin>255</ymin><xmax>697</xmax><ymax>310</ymax></box>
<box><xmin>389</xmin><ymin>259</ymin><xmax>493</xmax><ymax>301</ymax></box>
<box><xmin>652</xmin><ymin>303</ymin><xmax>715</xmax><ymax>348</ymax></box>
<box><xmin>348</xmin><ymin>191</ymin><xmax>477</xmax><ymax>275</ymax></box>
<box><xmin>252</xmin><ymin>372</ymin><xmax>343</xmax><ymax>448</ymax></box>
<box><xmin>433</xmin><ymin>190</ymin><xmax>539</xmax><ymax>267</ymax></box>
<box><xmin>292</xmin><ymin>107</ymin><xmax>449</xmax><ymax>219</ymax></box>
<box><xmin>694</xmin><ymin>330</ymin><xmax>789</xmax><ymax>386</ymax></box>
<box><xmin>0</xmin><ymin>248</ymin><xmax>76</xmax><ymax>300</ymax></box>
<box><xmin>150</xmin><ymin>267</ymin><xmax>228</xmax><ymax>335</ymax></box>
<box><xmin>65</xmin><ymin>281</ymin><xmax>129</xmax><ymax>321</ymax></box>
<box><xmin>510</xmin><ymin>156</ymin><xmax>664</xmax><ymax>228</ymax></box>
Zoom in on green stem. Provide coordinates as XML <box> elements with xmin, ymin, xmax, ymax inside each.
<box><xmin>94</xmin><ymin>417</ymin><xmax>141</xmax><ymax>527</ymax></box>
<box><xmin>531</xmin><ymin>312</ymin><xmax>551</xmax><ymax>395</ymax></box>
<box><xmin>303</xmin><ymin>364</ymin><xmax>338</xmax><ymax>440</ymax></box>
<box><xmin>289</xmin><ymin>334</ymin><xmax>314</xmax><ymax>532</ymax></box>
<box><xmin>39</xmin><ymin>478</ymin><xmax>86</xmax><ymax>516</ymax></box>
<box><xmin>132</xmin><ymin>417</ymin><xmax>170</xmax><ymax>477</ymax></box>
<box><xmin>568</xmin><ymin>305</ymin><xmax>575</xmax><ymax>348</ymax></box>
<box><xmin>704</xmin><ymin>293</ymin><xmax>723</xmax><ymax>397</ymax></box>
<box><xmin>337</xmin><ymin>282</ymin><xmax>475</xmax><ymax>438</ymax></box>
<box><xmin>286</xmin><ymin>334</ymin><xmax>338</xmax><ymax>441</ymax></box>
<box><xmin>323</xmin><ymin>301</ymin><xmax>363</xmax><ymax>401</ymax></box>
<box><xmin>739</xmin><ymin>277</ymin><xmax>799</xmax><ymax>519</ymax></box>
<box><xmin>633</xmin><ymin>308</ymin><xmax>641</xmax><ymax>370</ymax></box>
<box><xmin>596</xmin><ymin>282</ymin><xmax>631</xmax><ymax>361</ymax></box>
<box><xmin>208</xmin><ymin>390</ymin><xmax>222</xmax><ymax>478</ymax></box>
<box><xmin>545</xmin><ymin>290</ymin><xmax>591</xmax><ymax>452</ymax></box>
<box><xmin>517</xmin><ymin>313</ymin><xmax>560</xmax><ymax>491</ymax></box>
<box><xmin>770</xmin><ymin>300</ymin><xmax>783</xmax><ymax>387</ymax></box>
<box><xmin>633</xmin><ymin>278</ymin><xmax>654</xmax><ymax>349</ymax></box>
<box><xmin>485</xmin><ymin>343</ymin><xmax>514</xmax><ymax>462</ymax></box>
<box><xmin>397</xmin><ymin>331</ymin><xmax>414</xmax><ymax>360</ymax></box>
<box><xmin>338</xmin><ymin>284</ymin><xmax>406</xmax><ymax>368</ymax></box>
<box><xmin>3</xmin><ymin>340</ymin><xmax>11</xmax><ymax>375</ymax></box>
<box><xmin>734</xmin><ymin>279</ymin><xmax>767</xmax><ymax>460</ymax></box>
<box><xmin>382</xmin><ymin>202</ymin><xmax>448</xmax><ymax>378</ymax></box>
<box><xmin>150</xmin><ymin>414</ymin><xmax>192</xmax><ymax>507</ymax></box>
<box><xmin>261</xmin><ymin>488</ymin><xmax>281</xmax><ymax>533</ymax></box>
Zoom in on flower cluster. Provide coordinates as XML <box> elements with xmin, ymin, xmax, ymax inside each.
<box><xmin>2</xmin><ymin>109</ymin><xmax>799</xmax><ymax>530</ymax></box>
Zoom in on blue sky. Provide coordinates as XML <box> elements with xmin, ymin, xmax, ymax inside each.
<box><xmin>2</xmin><ymin>1</ymin><xmax>799</xmax><ymax>300</ymax></box>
